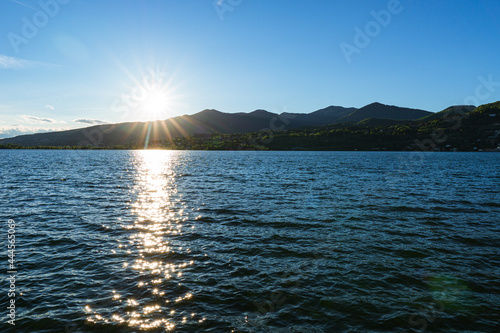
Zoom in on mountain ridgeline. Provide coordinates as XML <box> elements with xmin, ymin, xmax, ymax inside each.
<box><xmin>0</xmin><ymin>103</ymin><xmax>431</xmax><ymax>146</ymax></box>
<box><xmin>1</xmin><ymin>102</ymin><xmax>499</xmax><ymax>151</ymax></box>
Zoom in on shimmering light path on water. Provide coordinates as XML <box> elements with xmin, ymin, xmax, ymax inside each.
<box><xmin>1</xmin><ymin>150</ymin><xmax>499</xmax><ymax>332</ymax></box>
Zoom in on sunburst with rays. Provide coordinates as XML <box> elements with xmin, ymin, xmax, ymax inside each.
<box><xmin>110</xmin><ymin>64</ymin><xmax>197</xmax><ymax>148</ymax></box>
<box><xmin>137</xmin><ymin>81</ymin><xmax>173</xmax><ymax>122</ymax></box>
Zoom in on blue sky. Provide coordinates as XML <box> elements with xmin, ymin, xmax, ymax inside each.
<box><xmin>1</xmin><ymin>0</ymin><xmax>499</xmax><ymax>138</ymax></box>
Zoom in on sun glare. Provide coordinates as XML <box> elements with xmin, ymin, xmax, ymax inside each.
<box><xmin>140</xmin><ymin>89</ymin><xmax>170</xmax><ymax>121</ymax></box>
<box><xmin>117</xmin><ymin>65</ymin><xmax>184</xmax><ymax>123</ymax></box>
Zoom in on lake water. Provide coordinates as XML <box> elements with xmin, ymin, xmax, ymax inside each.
<box><xmin>1</xmin><ymin>150</ymin><xmax>499</xmax><ymax>332</ymax></box>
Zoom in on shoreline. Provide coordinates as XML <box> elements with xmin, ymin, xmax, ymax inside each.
<box><xmin>1</xmin><ymin>146</ymin><xmax>499</xmax><ymax>153</ymax></box>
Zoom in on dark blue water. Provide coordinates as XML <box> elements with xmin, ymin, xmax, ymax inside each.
<box><xmin>1</xmin><ymin>150</ymin><xmax>499</xmax><ymax>332</ymax></box>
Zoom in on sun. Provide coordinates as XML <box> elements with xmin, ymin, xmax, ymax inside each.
<box><xmin>140</xmin><ymin>88</ymin><xmax>170</xmax><ymax>121</ymax></box>
<box><xmin>116</xmin><ymin>65</ymin><xmax>184</xmax><ymax>123</ymax></box>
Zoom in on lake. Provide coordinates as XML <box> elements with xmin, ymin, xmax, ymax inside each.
<box><xmin>1</xmin><ymin>150</ymin><xmax>499</xmax><ymax>332</ymax></box>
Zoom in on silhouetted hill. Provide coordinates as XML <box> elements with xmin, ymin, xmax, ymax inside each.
<box><xmin>356</xmin><ymin>118</ymin><xmax>412</xmax><ymax>127</ymax></box>
<box><xmin>419</xmin><ymin>105</ymin><xmax>476</xmax><ymax>122</ymax></box>
<box><xmin>2</xmin><ymin>102</ymin><xmax>499</xmax><ymax>151</ymax></box>
<box><xmin>0</xmin><ymin>110</ymin><xmax>285</xmax><ymax>147</ymax></box>
<box><xmin>281</xmin><ymin>106</ymin><xmax>357</xmax><ymax>126</ymax></box>
<box><xmin>337</xmin><ymin>102</ymin><xmax>432</xmax><ymax>123</ymax></box>
<box><xmin>0</xmin><ymin>102</ymin><xmax>434</xmax><ymax>147</ymax></box>
<box><xmin>248</xmin><ymin>109</ymin><xmax>276</xmax><ymax>118</ymax></box>
<box><xmin>467</xmin><ymin>101</ymin><xmax>500</xmax><ymax>116</ymax></box>
<box><xmin>143</xmin><ymin>101</ymin><xmax>496</xmax><ymax>152</ymax></box>
<box><xmin>184</xmin><ymin>109</ymin><xmax>275</xmax><ymax>133</ymax></box>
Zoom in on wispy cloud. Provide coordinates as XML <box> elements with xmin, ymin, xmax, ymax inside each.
<box><xmin>7</xmin><ymin>0</ymin><xmax>38</xmax><ymax>11</ymax></box>
<box><xmin>21</xmin><ymin>115</ymin><xmax>64</xmax><ymax>124</ymax></box>
<box><xmin>44</xmin><ymin>105</ymin><xmax>55</xmax><ymax>110</ymax></box>
<box><xmin>0</xmin><ymin>125</ymin><xmax>66</xmax><ymax>139</ymax></box>
<box><xmin>73</xmin><ymin>118</ymin><xmax>109</xmax><ymax>125</ymax></box>
<box><xmin>0</xmin><ymin>127</ymin><xmax>32</xmax><ymax>139</ymax></box>
<box><xmin>70</xmin><ymin>107</ymin><xmax>109</xmax><ymax>111</ymax></box>
<box><xmin>0</xmin><ymin>55</ymin><xmax>31</xmax><ymax>69</ymax></box>
<box><xmin>0</xmin><ymin>54</ymin><xmax>54</xmax><ymax>69</ymax></box>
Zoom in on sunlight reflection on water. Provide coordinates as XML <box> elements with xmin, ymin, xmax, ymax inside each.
<box><xmin>86</xmin><ymin>151</ymin><xmax>198</xmax><ymax>331</ymax></box>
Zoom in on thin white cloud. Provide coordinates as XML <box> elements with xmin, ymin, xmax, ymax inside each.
<box><xmin>0</xmin><ymin>54</ymin><xmax>55</xmax><ymax>69</ymax></box>
<box><xmin>0</xmin><ymin>129</ymin><xmax>28</xmax><ymax>139</ymax></box>
<box><xmin>7</xmin><ymin>0</ymin><xmax>38</xmax><ymax>11</ymax></box>
<box><xmin>0</xmin><ymin>126</ymin><xmax>67</xmax><ymax>139</ymax></box>
<box><xmin>44</xmin><ymin>105</ymin><xmax>55</xmax><ymax>110</ymax></box>
<box><xmin>0</xmin><ymin>55</ymin><xmax>31</xmax><ymax>69</ymax></box>
<box><xmin>21</xmin><ymin>115</ymin><xmax>64</xmax><ymax>124</ymax></box>
<box><xmin>69</xmin><ymin>107</ymin><xmax>108</xmax><ymax>111</ymax></box>
<box><xmin>73</xmin><ymin>118</ymin><xmax>109</xmax><ymax>125</ymax></box>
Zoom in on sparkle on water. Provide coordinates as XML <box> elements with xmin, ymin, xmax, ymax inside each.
<box><xmin>85</xmin><ymin>151</ymin><xmax>199</xmax><ymax>330</ymax></box>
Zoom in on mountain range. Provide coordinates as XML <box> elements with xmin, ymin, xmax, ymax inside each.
<box><xmin>0</xmin><ymin>102</ymin><xmax>434</xmax><ymax>147</ymax></box>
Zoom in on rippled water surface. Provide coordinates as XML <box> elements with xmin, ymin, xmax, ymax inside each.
<box><xmin>1</xmin><ymin>150</ymin><xmax>499</xmax><ymax>332</ymax></box>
